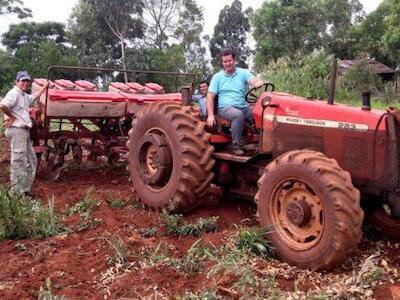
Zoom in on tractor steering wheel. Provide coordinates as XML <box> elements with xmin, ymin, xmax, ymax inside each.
<box><xmin>245</xmin><ymin>82</ymin><xmax>275</xmax><ymax>103</ymax></box>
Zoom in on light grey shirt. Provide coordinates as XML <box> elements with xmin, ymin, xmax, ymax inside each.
<box><xmin>1</xmin><ymin>86</ymin><xmax>35</xmax><ymax>128</ymax></box>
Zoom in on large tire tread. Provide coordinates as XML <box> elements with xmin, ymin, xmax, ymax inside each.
<box><xmin>255</xmin><ymin>149</ymin><xmax>363</xmax><ymax>270</ymax></box>
<box><xmin>128</xmin><ymin>101</ymin><xmax>214</xmax><ymax>211</ymax></box>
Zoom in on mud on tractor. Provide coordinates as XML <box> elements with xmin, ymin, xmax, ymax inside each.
<box><xmin>31</xmin><ymin>66</ymin><xmax>400</xmax><ymax>271</ymax></box>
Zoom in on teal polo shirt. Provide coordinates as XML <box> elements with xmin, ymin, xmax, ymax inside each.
<box><xmin>208</xmin><ymin>67</ymin><xmax>253</xmax><ymax>109</ymax></box>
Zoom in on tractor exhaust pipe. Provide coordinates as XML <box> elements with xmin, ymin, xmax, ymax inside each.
<box><xmin>181</xmin><ymin>86</ymin><xmax>192</xmax><ymax>106</ymax></box>
<box><xmin>362</xmin><ymin>91</ymin><xmax>371</xmax><ymax>111</ymax></box>
<box><xmin>328</xmin><ymin>57</ymin><xmax>337</xmax><ymax>105</ymax></box>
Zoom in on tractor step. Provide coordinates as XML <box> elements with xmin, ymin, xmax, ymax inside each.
<box><xmin>212</xmin><ymin>151</ymin><xmax>253</xmax><ymax>163</ymax></box>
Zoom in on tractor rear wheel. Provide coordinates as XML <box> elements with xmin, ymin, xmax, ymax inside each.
<box><xmin>255</xmin><ymin>150</ymin><xmax>363</xmax><ymax>270</ymax></box>
<box><xmin>127</xmin><ymin>102</ymin><xmax>214</xmax><ymax>211</ymax></box>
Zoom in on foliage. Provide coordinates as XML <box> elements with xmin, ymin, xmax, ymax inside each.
<box><xmin>382</xmin><ymin>0</ymin><xmax>400</xmax><ymax>65</ymax></box>
<box><xmin>107</xmin><ymin>196</ymin><xmax>127</xmax><ymax>209</ymax></box>
<box><xmin>0</xmin><ymin>0</ymin><xmax>31</xmax><ymax>18</ymax></box>
<box><xmin>12</xmin><ymin>41</ymin><xmax>78</xmax><ymax>79</ymax></box>
<box><xmin>340</xmin><ymin>58</ymin><xmax>383</xmax><ymax>95</ymax></box>
<box><xmin>84</xmin><ymin>0</ymin><xmax>144</xmax><ymax>81</ymax></box>
<box><xmin>37</xmin><ymin>278</ymin><xmax>67</xmax><ymax>300</ymax></box>
<box><xmin>351</xmin><ymin>0</ymin><xmax>396</xmax><ymax>67</ymax></box>
<box><xmin>162</xmin><ymin>211</ymin><xmax>218</xmax><ymax>236</ymax></box>
<box><xmin>262</xmin><ymin>50</ymin><xmax>398</xmax><ymax>106</ymax></box>
<box><xmin>262</xmin><ymin>51</ymin><xmax>333</xmax><ymax>99</ymax></box>
<box><xmin>66</xmin><ymin>187</ymin><xmax>100</xmax><ymax>218</ymax></box>
<box><xmin>252</xmin><ymin>0</ymin><xmax>364</xmax><ymax>68</ymax></box>
<box><xmin>0</xmin><ymin>186</ymin><xmax>61</xmax><ymax>239</ymax></box>
<box><xmin>68</xmin><ymin>0</ymin><xmax>123</xmax><ymax>68</ymax></box>
<box><xmin>65</xmin><ymin>187</ymin><xmax>102</xmax><ymax>232</ymax></box>
<box><xmin>0</xmin><ymin>22</ymin><xmax>78</xmax><ymax>91</ymax></box>
<box><xmin>176</xmin><ymin>0</ymin><xmax>208</xmax><ymax>74</ymax></box>
<box><xmin>3</xmin><ymin>22</ymin><xmax>67</xmax><ymax>52</ymax></box>
<box><xmin>142</xmin><ymin>0</ymin><xmax>206</xmax><ymax>75</ymax></box>
<box><xmin>102</xmin><ymin>234</ymin><xmax>130</xmax><ymax>267</ymax></box>
<box><xmin>0</xmin><ymin>49</ymin><xmax>15</xmax><ymax>95</ymax></box>
<box><xmin>143</xmin><ymin>0</ymin><xmax>181</xmax><ymax>50</ymax></box>
<box><xmin>210</xmin><ymin>0</ymin><xmax>252</xmax><ymax>69</ymax></box>
<box><xmin>236</xmin><ymin>226</ymin><xmax>275</xmax><ymax>259</ymax></box>
<box><xmin>138</xmin><ymin>226</ymin><xmax>157</xmax><ymax>237</ymax></box>
<box><xmin>178</xmin><ymin>289</ymin><xmax>220</xmax><ymax>300</ymax></box>
<box><xmin>126</xmin><ymin>45</ymin><xmax>190</xmax><ymax>92</ymax></box>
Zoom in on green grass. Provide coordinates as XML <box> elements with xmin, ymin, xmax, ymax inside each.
<box><xmin>0</xmin><ymin>186</ymin><xmax>61</xmax><ymax>240</ymax></box>
<box><xmin>65</xmin><ymin>187</ymin><xmax>102</xmax><ymax>232</ymax></box>
<box><xmin>162</xmin><ymin>211</ymin><xmax>218</xmax><ymax>236</ymax></box>
<box><xmin>236</xmin><ymin>226</ymin><xmax>275</xmax><ymax>259</ymax></box>
<box><xmin>66</xmin><ymin>187</ymin><xmax>100</xmax><ymax>218</ymax></box>
<box><xmin>107</xmin><ymin>197</ymin><xmax>127</xmax><ymax>209</ymax></box>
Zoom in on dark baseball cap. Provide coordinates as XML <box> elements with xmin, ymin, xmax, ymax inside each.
<box><xmin>16</xmin><ymin>70</ymin><xmax>32</xmax><ymax>81</ymax></box>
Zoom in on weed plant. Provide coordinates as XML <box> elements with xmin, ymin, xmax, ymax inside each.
<box><xmin>38</xmin><ymin>278</ymin><xmax>67</xmax><ymax>300</ymax></box>
<box><xmin>66</xmin><ymin>187</ymin><xmax>100</xmax><ymax>219</ymax></box>
<box><xmin>108</xmin><ymin>198</ymin><xmax>126</xmax><ymax>209</ymax></box>
<box><xmin>138</xmin><ymin>226</ymin><xmax>158</xmax><ymax>237</ymax></box>
<box><xmin>236</xmin><ymin>226</ymin><xmax>275</xmax><ymax>259</ymax></box>
<box><xmin>0</xmin><ymin>186</ymin><xmax>61</xmax><ymax>239</ymax></box>
<box><xmin>162</xmin><ymin>211</ymin><xmax>218</xmax><ymax>236</ymax></box>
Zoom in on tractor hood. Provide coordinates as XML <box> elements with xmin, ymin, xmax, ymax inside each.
<box><xmin>253</xmin><ymin>92</ymin><xmax>387</xmax><ymax>132</ymax></box>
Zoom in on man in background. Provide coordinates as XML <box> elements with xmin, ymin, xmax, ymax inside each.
<box><xmin>192</xmin><ymin>80</ymin><xmax>209</xmax><ymax>118</ymax></box>
<box><xmin>0</xmin><ymin>71</ymin><xmax>48</xmax><ymax>197</ymax></box>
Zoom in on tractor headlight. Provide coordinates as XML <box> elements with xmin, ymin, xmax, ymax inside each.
<box><xmin>262</xmin><ymin>96</ymin><xmax>272</xmax><ymax>108</ymax></box>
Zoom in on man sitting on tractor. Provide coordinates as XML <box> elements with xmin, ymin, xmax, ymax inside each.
<box><xmin>192</xmin><ymin>80</ymin><xmax>209</xmax><ymax>118</ymax></box>
<box><xmin>206</xmin><ymin>48</ymin><xmax>264</xmax><ymax>156</ymax></box>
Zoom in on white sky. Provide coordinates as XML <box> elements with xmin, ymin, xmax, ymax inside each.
<box><xmin>0</xmin><ymin>0</ymin><xmax>383</xmax><ymax>44</ymax></box>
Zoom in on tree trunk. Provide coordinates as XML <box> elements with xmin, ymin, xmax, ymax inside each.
<box><xmin>120</xmin><ymin>37</ymin><xmax>128</xmax><ymax>83</ymax></box>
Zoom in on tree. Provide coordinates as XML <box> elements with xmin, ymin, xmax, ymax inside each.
<box><xmin>140</xmin><ymin>0</ymin><xmax>206</xmax><ymax>75</ymax></box>
<box><xmin>253</xmin><ymin>0</ymin><xmax>324</xmax><ymax>67</ymax></box>
<box><xmin>382</xmin><ymin>0</ymin><xmax>400</xmax><ymax>66</ymax></box>
<box><xmin>175</xmin><ymin>0</ymin><xmax>207</xmax><ymax>74</ymax></box>
<box><xmin>321</xmin><ymin>0</ymin><xmax>364</xmax><ymax>58</ymax></box>
<box><xmin>1</xmin><ymin>22</ymin><xmax>77</xmax><ymax>80</ymax></box>
<box><xmin>0</xmin><ymin>49</ymin><xmax>15</xmax><ymax>94</ymax></box>
<box><xmin>210</xmin><ymin>0</ymin><xmax>252</xmax><ymax>69</ymax></box>
<box><xmin>2</xmin><ymin>22</ymin><xmax>67</xmax><ymax>52</ymax></box>
<box><xmin>12</xmin><ymin>41</ymin><xmax>78</xmax><ymax>78</ymax></box>
<box><xmin>143</xmin><ymin>0</ymin><xmax>181</xmax><ymax>50</ymax></box>
<box><xmin>252</xmin><ymin>0</ymin><xmax>365</xmax><ymax>69</ymax></box>
<box><xmin>125</xmin><ymin>45</ymin><xmax>188</xmax><ymax>91</ymax></box>
<box><xmin>351</xmin><ymin>0</ymin><xmax>397</xmax><ymax>67</ymax></box>
<box><xmin>0</xmin><ymin>0</ymin><xmax>31</xmax><ymax>18</ymax></box>
<box><xmin>86</xmin><ymin>0</ymin><xmax>144</xmax><ymax>82</ymax></box>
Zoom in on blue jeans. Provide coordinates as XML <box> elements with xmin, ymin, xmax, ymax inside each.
<box><xmin>218</xmin><ymin>106</ymin><xmax>254</xmax><ymax>145</ymax></box>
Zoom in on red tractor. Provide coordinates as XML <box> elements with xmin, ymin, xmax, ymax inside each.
<box><xmin>127</xmin><ymin>81</ymin><xmax>399</xmax><ymax>271</ymax></box>
<box><xmin>29</xmin><ymin>65</ymin><xmax>397</xmax><ymax>271</ymax></box>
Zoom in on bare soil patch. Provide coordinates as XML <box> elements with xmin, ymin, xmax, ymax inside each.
<box><xmin>0</xmin><ymin>136</ymin><xmax>399</xmax><ymax>299</ymax></box>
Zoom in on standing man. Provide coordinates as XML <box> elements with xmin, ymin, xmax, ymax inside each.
<box><xmin>192</xmin><ymin>80</ymin><xmax>209</xmax><ymax>117</ymax></box>
<box><xmin>0</xmin><ymin>71</ymin><xmax>49</xmax><ymax>196</ymax></box>
<box><xmin>206</xmin><ymin>48</ymin><xmax>264</xmax><ymax>155</ymax></box>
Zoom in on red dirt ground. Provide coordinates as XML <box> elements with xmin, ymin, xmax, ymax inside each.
<box><xmin>0</xmin><ymin>136</ymin><xmax>399</xmax><ymax>299</ymax></box>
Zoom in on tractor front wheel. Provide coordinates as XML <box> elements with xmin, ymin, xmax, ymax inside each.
<box><xmin>255</xmin><ymin>150</ymin><xmax>363</xmax><ymax>270</ymax></box>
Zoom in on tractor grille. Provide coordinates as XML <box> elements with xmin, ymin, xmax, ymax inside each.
<box><xmin>379</xmin><ymin>113</ymin><xmax>400</xmax><ymax>190</ymax></box>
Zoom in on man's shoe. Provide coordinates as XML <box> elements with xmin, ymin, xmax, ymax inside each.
<box><xmin>231</xmin><ymin>144</ymin><xmax>245</xmax><ymax>156</ymax></box>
